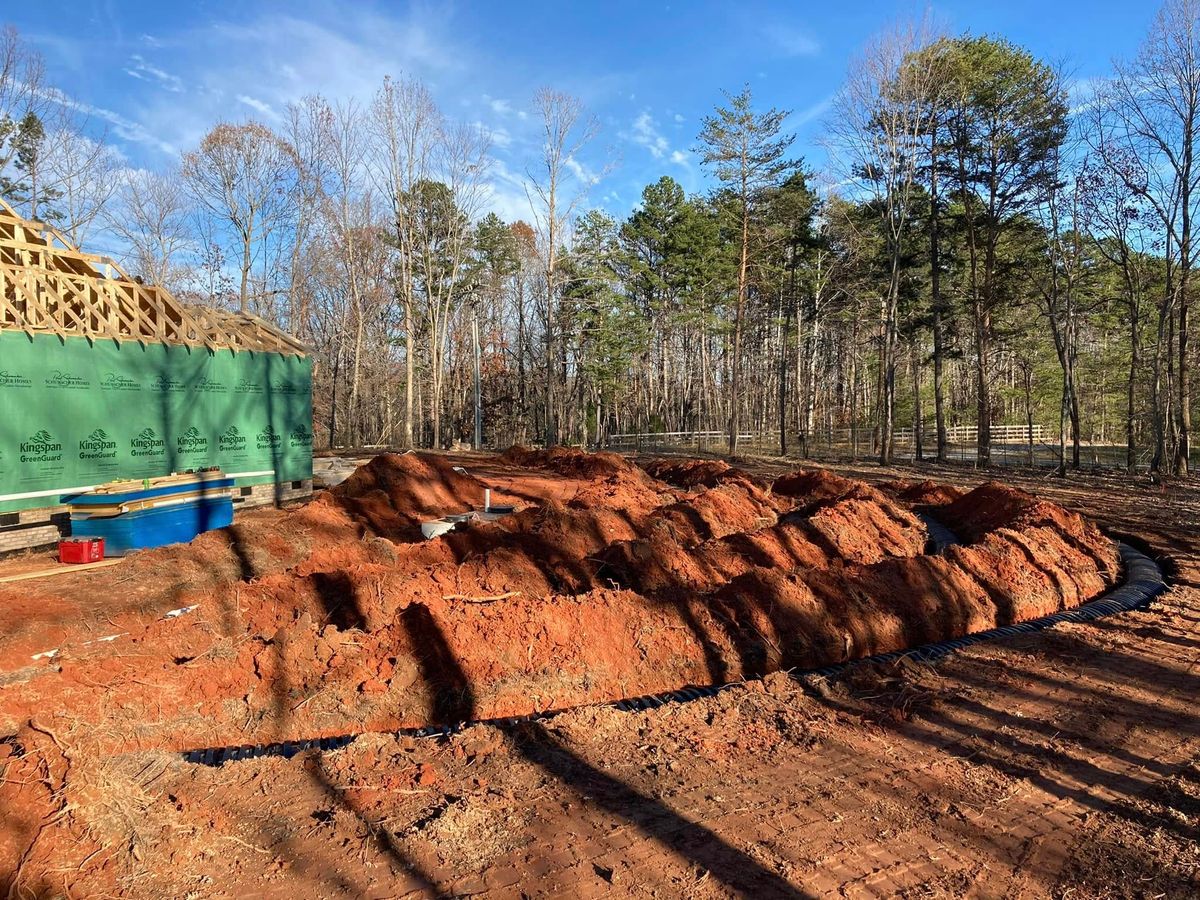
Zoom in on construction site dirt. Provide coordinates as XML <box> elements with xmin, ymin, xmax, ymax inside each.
<box><xmin>0</xmin><ymin>450</ymin><xmax>1196</xmax><ymax>898</ymax></box>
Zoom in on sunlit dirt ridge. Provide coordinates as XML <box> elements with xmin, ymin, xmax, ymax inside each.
<box><xmin>0</xmin><ymin>448</ymin><xmax>1132</xmax><ymax>890</ymax></box>
<box><xmin>0</xmin><ymin>448</ymin><xmax>1118</xmax><ymax>761</ymax></box>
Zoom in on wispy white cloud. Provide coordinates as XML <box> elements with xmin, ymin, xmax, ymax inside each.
<box><xmin>627</xmin><ymin>111</ymin><xmax>689</xmax><ymax>167</ymax></box>
<box><xmin>564</xmin><ymin>154</ymin><xmax>601</xmax><ymax>187</ymax></box>
<box><xmin>236</xmin><ymin>94</ymin><xmax>277</xmax><ymax>119</ymax></box>
<box><xmin>481</xmin><ymin>157</ymin><xmax>533</xmax><ymax>222</ymax></box>
<box><xmin>794</xmin><ymin>95</ymin><xmax>832</xmax><ymax>127</ymax></box>
<box><xmin>32</xmin><ymin>4</ymin><xmax>629</xmax><ymax>222</ymax></box>
<box><xmin>632</xmin><ymin>110</ymin><xmax>668</xmax><ymax>158</ymax></box>
<box><xmin>473</xmin><ymin>121</ymin><xmax>512</xmax><ymax>148</ymax></box>
<box><xmin>766</xmin><ymin>23</ymin><xmax>820</xmax><ymax>58</ymax></box>
<box><xmin>123</xmin><ymin>54</ymin><xmax>184</xmax><ymax>93</ymax></box>
<box><xmin>1068</xmin><ymin>76</ymin><xmax>1108</xmax><ymax>114</ymax></box>
<box><xmin>34</xmin><ymin>85</ymin><xmax>176</xmax><ymax>156</ymax></box>
<box><xmin>114</xmin><ymin>9</ymin><xmax>469</xmax><ymax>151</ymax></box>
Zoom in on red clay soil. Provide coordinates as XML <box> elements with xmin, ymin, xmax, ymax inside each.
<box><xmin>772</xmin><ymin>467</ymin><xmax>888</xmax><ymax>505</ymax></box>
<box><xmin>0</xmin><ymin>455</ymin><xmax>1119</xmax><ymax>753</ymax></box>
<box><xmin>502</xmin><ymin>445</ymin><xmax>670</xmax><ymax>518</ymax></box>
<box><xmin>640</xmin><ymin>457</ymin><xmax>770</xmax><ymax>494</ymax></box>
<box><xmin>0</xmin><ymin>450</ymin><xmax>1124</xmax><ymax>895</ymax></box>
<box><xmin>879</xmin><ymin>477</ymin><xmax>966</xmax><ymax>507</ymax></box>
<box><xmin>327</xmin><ymin>451</ymin><xmax>493</xmax><ymax>539</ymax></box>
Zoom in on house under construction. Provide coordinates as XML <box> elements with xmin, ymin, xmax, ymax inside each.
<box><xmin>0</xmin><ymin>198</ymin><xmax>312</xmax><ymax>552</ymax></box>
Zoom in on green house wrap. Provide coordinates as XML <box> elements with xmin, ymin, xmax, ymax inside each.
<box><xmin>0</xmin><ymin>331</ymin><xmax>313</xmax><ymax>513</ymax></box>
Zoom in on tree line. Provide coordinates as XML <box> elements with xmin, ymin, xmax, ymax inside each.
<box><xmin>2</xmin><ymin>2</ymin><xmax>1199</xmax><ymax>474</ymax></box>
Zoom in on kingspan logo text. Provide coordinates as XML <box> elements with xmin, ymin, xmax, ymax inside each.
<box><xmin>79</xmin><ymin>428</ymin><xmax>118</xmax><ymax>460</ymax></box>
<box><xmin>177</xmin><ymin>427</ymin><xmax>208</xmax><ymax>452</ymax></box>
<box><xmin>219</xmin><ymin>425</ymin><xmax>247</xmax><ymax>451</ymax></box>
<box><xmin>131</xmin><ymin>428</ymin><xmax>165</xmax><ymax>457</ymax></box>
<box><xmin>256</xmin><ymin>426</ymin><xmax>281</xmax><ymax>450</ymax></box>
<box><xmin>21</xmin><ymin>430</ymin><xmax>61</xmax><ymax>454</ymax></box>
<box><xmin>20</xmin><ymin>430</ymin><xmax>62</xmax><ymax>463</ymax></box>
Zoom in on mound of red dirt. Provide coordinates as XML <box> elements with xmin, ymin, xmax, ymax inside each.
<box><xmin>500</xmin><ymin>445</ymin><xmax>641</xmax><ymax>483</ymax></box>
<box><xmin>329</xmin><ymin>452</ymin><xmax>488</xmax><ymax>539</ymax></box>
<box><xmin>599</xmin><ymin>491</ymin><xmax>930</xmax><ymax>597</ymax></box>
<box><xmin>939</xmin><ymin>482</ymin><xmax>1116</xmax><ymax>566</ymax></box>
<box><xmin>654</xmin><ymin>483</ymin><xmax>779</xmax><ymax>545</ymax></box>
<box><xmin>502</xmin><ymin>445</ymin><xmax>667</xmax><ymax>517</ymax></box>
<box><xmin>599</xmin><ymin>519</ymin><xmax>823</xmax><ymax>597</ymax></box>
<box><xmin>771</xmin><ymin>468</ymin><xmax>887</xmax><ymax>505</ymax></box>
<box><xmin>0</xmin><ymin>453</ymin><xmax>1120</xmax><ymax>765</ymax></box>
<box><xmin>804</xmin><ymin>497</ymin><xmax>927</xmax><ymax>564</ymax></box>
<box><xmin>880</xmin><ymin>479</ymin><xmax>965</xmax><ymax>508</ymax></box>
<box><xmin>641</xmin><ymin>458</ymin><xmax>764</xmax><ymax>491</ymax></box>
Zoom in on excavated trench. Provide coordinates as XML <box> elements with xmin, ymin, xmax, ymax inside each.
<box><xmin>0</xmin><ymin>449</ymin><xmax>1163</xmax><ymax>771</ymax></box>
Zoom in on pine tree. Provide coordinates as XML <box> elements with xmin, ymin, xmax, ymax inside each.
<box><xmin>0</xmin><ymin>112</ymin><xmax>63</xmax><ymax>223</ymax></box>
<box><xmin>698</xmin><ymin>85</ymin><xmax>797</xmax><ymax>454</ymax></box>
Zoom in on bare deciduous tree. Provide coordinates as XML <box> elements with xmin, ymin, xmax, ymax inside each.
<box><xmin>106</xmin><ymin>167</ymin><xmax>192</xmax><ymax>289</ymax></box>
<box><xmin>415</xmin><ymin>120</ymin><xmax>491</xmax><ymax>448</ymax></box>
<box><xmin>40</xmin><ymin>129</ymin><xmax>120</xmax><ymax>245</ymax></box>
<box><xmin>181</xmin><ymin>121</ymin><xmax>299</xmax><ymax>312</ymax></box>
<box><xmin>283</xmin><ymin>95</ymin><xmax>334</xmax><ymax>334</ymax></box>
<box><xmin>826</xmin><ymin>20</ymin><xmax>942</xmax><ymax>464</ymax></box>
<box><xmin>370</xmin><ymin>75</ymin><xmax>440</xmax><ymax>448</ymax></box>
<box><xmin>525</xmin><ymin>87</ymin><xmax>601</xmax><ymax>445</ymax></box>
<box><xmin>1091</xmin><ymin>0</ymin><xmax>1200</xmax><ymax>474</ymax></box>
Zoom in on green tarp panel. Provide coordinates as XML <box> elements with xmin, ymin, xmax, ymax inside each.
<box><xmin>0</xmin><ymin>331</ymin><xmax>312</xmax><ymax>513</ymax></box>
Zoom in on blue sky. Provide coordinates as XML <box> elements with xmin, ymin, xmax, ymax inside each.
<box><xmin>6</xmin><ymin>0</ymin><xmax>1158</xmax><ymax>222</ymax></box>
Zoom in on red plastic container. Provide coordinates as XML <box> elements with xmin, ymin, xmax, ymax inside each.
<box><xmin>58</xmin><ymin>538</ymin><xmax>104</xmax><ymax>564</ymax></box>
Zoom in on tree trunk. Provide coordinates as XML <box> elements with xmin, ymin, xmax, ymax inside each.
<box><xmin>1069</xmin><ymin>378</ymin><xmax>1081</xmax><ymax>470</ymax></box>
<box><xmin>1058</xmin><ymin>371</ymin><xmax>1069</xmax><ymax>478</ymax></box>
<box><xmin>328</xmin><ymin>351</ymin><xmax>340</xmax><ymax>448</ymax></box>
<box><xmin>349</xmin><ymin>313</ymin><xmax>364</xmax><ymax>447</ymax></box>
<box><xmin>929</xmin><ymin>135</ymin><xmax>947</xmax><ymax>462</ymax></box>
<box><xmin>1127</xmin><ymin>303</ymin><xmax>1140</xmax><ymax>474</ymax></box>
<box><xmin>404</xmin><ymin>301</ymin><xmax>415</xmax><ymax>448</ymax></box>
<box><xmin>973</xmin><ymin>298</ymin><xmax>991</xmax><ymax>468</ymax></box>
<box><xmin>1151</xmin><ymin>262</ymin><xmax>1173</xmax><ymax>473</ymax></box>
<box><xmin>1177</xmin><ymin>273</ymin><xmax>1191</xmax><ymax>474</ymax></box>
<box><xmin>778</xmin><ymin>287</ymin><xmax>789</xmax><ymax>456</ymax></box>
<box><xmin>1024</xmin><ymin>367</ymin><xmax>1034</xmax><ymax>467</ymax></box>
<box><xmin>728</xmin><ymin>200</ymin><xmax>749</xmax><ymax>457</ymax></box>
<box><xmin>879</xmin><ymin>253</ymin><xmax>900</xmax><ymax>466</ymax></box>
<box><xmin>240</xmin><ymin>228</ymin><xmax>252</xmax><ymax>313</ymax></box>
<box><xmin>1178</xmin><ymin>114</ymin><xmax>1194</xmax><ymax>476</ymax></box>
<box><xmin>912</xmin><ymin>341</ymin><xmax>923</xmax><ymax>461</ymax></box>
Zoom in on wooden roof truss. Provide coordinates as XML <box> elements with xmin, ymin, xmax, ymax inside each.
<box><xmin>0</xmin><ymin>197</ymin><xmax>306</xmax><ymax>356</ymax></box>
